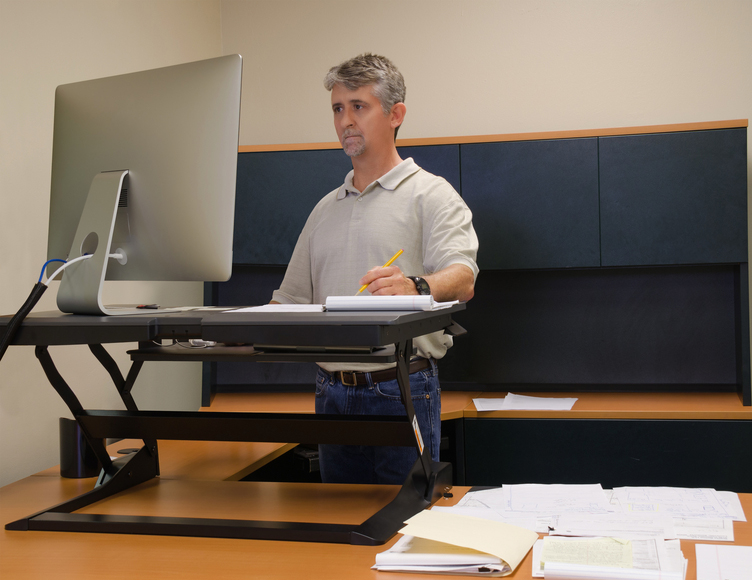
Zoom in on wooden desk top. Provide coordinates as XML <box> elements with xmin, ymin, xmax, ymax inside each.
<box><xmin>207</xmin><ymin>389</ymin><xmax>752</xmax><ymax>422</ymax></box>
<box><xmin>206</xmin><ymin>390</ymin><xmax>480</xmax><ymax>421</ymax></box>
<box><xmin>463</xmin><ymin>391</ymin><xmax>752</xmax><ymax>420</ymax></box>
<box><xmin>2</xmin><ymin>473</ymin><xmax>750</xmax><ymax>580</ymax></box>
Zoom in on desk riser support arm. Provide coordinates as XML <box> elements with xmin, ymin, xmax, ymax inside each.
<box><xmin>34</xmin><ymin>345</ymin><xmax>114</xmax><ymax>475</ymax></box>
<box><xmin>88</xmin><ymin>343</ymin><xmax>159</xmax><ymax>470</ymax></box>
<box><xmin>394</xmin><ymin>338</ymin><xmax>433</xmax><ymax>488</ymax></box>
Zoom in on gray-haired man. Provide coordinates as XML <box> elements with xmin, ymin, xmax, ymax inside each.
<box><xmin>272</xmin><ymin>53</ymin><xmax>479</xmax><ymax>484</ymax></box>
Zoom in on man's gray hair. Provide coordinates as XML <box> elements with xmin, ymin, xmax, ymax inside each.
<box><xmin>324</xmin><ymin>53</ymin><xmax>406</xmax><ymax>116</ymax></box>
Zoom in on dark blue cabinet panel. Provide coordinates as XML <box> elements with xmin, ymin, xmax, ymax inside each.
<box><xmin>234</xmin><ymin>149</ymin><xmax>353</xmax><ymax>265</ymax></box>
<box><xmin>599</xmin><ymin>128</ymin><xmax>748</xmax><ymax>266</ymax></box>
<box><xmin>464</xmin><ymin>418</ymin><xmax>752</xmax><ymax>491</ymax></box>
<box><xmin>440</xmin><ymin>266</ymin><xmax>739</xmax><ymax>387</ymax></box>
<box><xmin>461</xmin><ymin>139</ymin><xmax>600</xmax><ymax>269</ymax></box>
<box><xmin>397</xmin><ymin>144</ymin><xmax>461</xmax><ymax>194</ymax></box>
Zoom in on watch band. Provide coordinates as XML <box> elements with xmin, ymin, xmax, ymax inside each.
<box><xmin>408</xmin><ymin>276</ymin><xmax>431</xmax><ymax>296</ymax></box>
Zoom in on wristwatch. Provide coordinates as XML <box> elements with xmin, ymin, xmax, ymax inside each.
<box><xmin>408</xmin><ymin>276</ymin><xmax>431</xmax><ymax>296</ymax></box>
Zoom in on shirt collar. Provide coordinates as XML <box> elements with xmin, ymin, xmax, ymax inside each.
<box><xmin>336</xmin><ymin>158</ymin><xmax>419</xmax><ymax>200</ymax></box>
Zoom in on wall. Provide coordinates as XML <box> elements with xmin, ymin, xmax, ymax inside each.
<box><xmin>223</xmin><ymin>1</ymin><xmax>752</xmax><ymax>146</ymax></box>
<box><xmin>0</xmin><ymin>0</ymin><xmax>223</xmax><ymax>487</ymax></box>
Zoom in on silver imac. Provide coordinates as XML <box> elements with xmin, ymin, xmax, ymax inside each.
<box><xmin>46</xmin><ymin>55</ymin><xmax>242</xmax><ymax>315</ymax></box>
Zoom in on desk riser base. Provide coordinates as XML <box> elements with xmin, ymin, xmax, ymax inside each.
<box><xmin>7</xmin><ymin>454</ymin><xmax>452</xmax><ymax>545</ymax></box>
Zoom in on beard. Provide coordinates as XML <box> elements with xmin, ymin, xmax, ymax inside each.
<box><xmin>341</xmin><ymin>129</ymin><xmax>365</xmax><ymax>157</ymax></box>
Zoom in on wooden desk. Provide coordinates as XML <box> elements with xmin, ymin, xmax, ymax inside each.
<box><xmin>3</xmin><ymin>392</ymin><xmax>751</xmax><ymax>579</ymax></box>
<box><xmin>2</xmin><ymin>470</ymin><xmax>751</xmax><ymax>580</ymax></box>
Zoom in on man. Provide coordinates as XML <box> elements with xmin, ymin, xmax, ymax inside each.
<box><xmin>272</xmin><ymin>53</ymin><xmax>478</xmax><ymax>484</ymax></box>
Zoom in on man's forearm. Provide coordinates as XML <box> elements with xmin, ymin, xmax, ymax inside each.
<box><xmin>423</xmin><ymin>263</ymin><xmax>475</xmax><ymax>302</ymax></box>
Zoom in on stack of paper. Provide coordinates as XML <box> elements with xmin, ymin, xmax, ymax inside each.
<box><xmin>473</xmin><ymin>393</ymin><xmax>578</xmax><ymax>411</ymax></box>
<box><xmin>373</xmin><ymin>510</ymin><xmax>538</xmax><ymax>577</ymax></box>
<box><xmin>532</xmin><ymin>536</ymin><xmax>687</xmax><ymax>579</ymax></box>
<box><xmin>440</xmin><ymin>485</ymin><xmax>744</xmax><ymax>541</ymax></box>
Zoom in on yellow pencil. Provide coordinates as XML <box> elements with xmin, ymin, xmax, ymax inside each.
<box><xmin>357</xmin><ymin>249</ymin><xmax>404</xmax><ymax>294</ymax></box>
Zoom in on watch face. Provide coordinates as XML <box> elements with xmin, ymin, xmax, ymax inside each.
<box><xmin>412</xmin><ymin>276</ymin><xmax>431</xmax><ymax>295</ymax></box>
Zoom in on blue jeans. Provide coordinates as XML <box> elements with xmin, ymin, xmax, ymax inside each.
<box><xmin>314</xmin><ymin>359</ymin><xmax>441</xmax><ymax>485</ymax></box>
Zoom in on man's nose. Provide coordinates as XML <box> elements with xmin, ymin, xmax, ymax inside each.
<box><xmin>340</xmin><ymin>109</ymin><xmax>354</xmax><ymax>128</ymax></box>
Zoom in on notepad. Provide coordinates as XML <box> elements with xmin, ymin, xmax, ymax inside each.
<box><xmin>324</xmin><ymin>295</ymin><xmax>459</xmax><ymax>311</ymax></box>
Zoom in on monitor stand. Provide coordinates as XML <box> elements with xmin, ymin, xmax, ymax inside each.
<box><xmin>56</xmin><ymin>170</ymin><xmax>176</xmax><ymax>316</ymax></box>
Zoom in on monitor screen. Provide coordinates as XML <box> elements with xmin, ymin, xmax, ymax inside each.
<box><xmin>46</xmin><ymin>55</ymin><xmax>242</xmax><ymax>315</ymax></box>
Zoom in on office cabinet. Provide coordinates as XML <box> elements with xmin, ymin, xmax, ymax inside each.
<box><xmin>233</xmin><ymin>149</ymin><xmax>352</xmax><ymax>265</ymax></box>
<box><xmin>599</xmin><ymin>128</ymin><xmax>747</xmax><ymax>267</ymax></box>
<box><xmin>461</xmin><ymin>138</ymin><xmax>600</xmax><ymax>270</ymax></box>
<box><xmin>211</xmin><ymin>121</ymin><xmax>749</xmax><ymax>403</ymax></box>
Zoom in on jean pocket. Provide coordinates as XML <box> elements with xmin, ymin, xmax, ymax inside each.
<box><xmin>374</xmin><ymin>373</ymin><xmax>430</xmax><ymax>401</ymax></box>
<box><xmin>315</xmin><ymin>371</ymin><xmax>329</xmax><ymax>398</ymax></box>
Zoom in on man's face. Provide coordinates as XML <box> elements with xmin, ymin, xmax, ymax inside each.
<box><xmin>331</xmin><ymin>84</ymin><xmax>395</xmax><ymax>159</ymax></box>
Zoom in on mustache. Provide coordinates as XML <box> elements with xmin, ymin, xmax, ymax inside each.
<box><xmin>342</xmin><ymin>129</ymin><xmax>363</xmax><ymax>140</ymax></box>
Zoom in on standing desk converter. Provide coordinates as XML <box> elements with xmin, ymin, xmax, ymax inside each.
<box><xmin>3</xmin><ymin>305</ymin><xmax>465</xmax><ymax>544</ymax></box>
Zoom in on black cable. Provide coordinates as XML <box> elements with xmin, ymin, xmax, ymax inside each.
<box><xmin>0</xmin><ymin>282</ymin><xmax>48</xmax><ymax>363</ymax></box>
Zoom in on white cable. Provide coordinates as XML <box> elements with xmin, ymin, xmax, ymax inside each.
<box><xmin>44</xmin><ymin>254</ymin><xmax>94</xmax><ymax>286</ymax></box>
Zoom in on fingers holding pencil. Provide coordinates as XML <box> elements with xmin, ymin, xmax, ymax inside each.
<box><xmin>356</xmin><ymin>249</ymin><xmax>404</xmax><ymax>295</ymax></box>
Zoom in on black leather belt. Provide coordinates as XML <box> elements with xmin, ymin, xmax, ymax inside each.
<box><xmin>328</xmin><ymin>358</ymin><xmax>431</xmax><ymax>387</ymax></box>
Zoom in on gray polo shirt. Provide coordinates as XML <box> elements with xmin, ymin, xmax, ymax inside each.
<box><xmin>272</xmin><ymin>157</ymin><xmax>479</xmax><ymax>372</ymax></box>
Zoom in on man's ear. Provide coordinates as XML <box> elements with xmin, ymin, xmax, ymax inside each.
<box><xmin>390</xmin><ymin>102</ymin><xmax>407</xmax><ymax>129</ymax></box>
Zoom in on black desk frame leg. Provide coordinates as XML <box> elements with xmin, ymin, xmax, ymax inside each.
<box><xmin>33</xmin><ymin>345</ymin><xmax>114</xmax><ymax>476</ymax></box>
<box><xmin>5</xmin><ymin>345</ymin><xmax>161</xmax><ymax>532</ymax></box>
<box><xmin>394</xmin><ymin>339</ymin><xmax>432</xmax><ymax>491</ymax></box>
<box><xmin>88</xmin><ymin>343</ymin><xmax>160</xmax><ymax>476</ymax></box>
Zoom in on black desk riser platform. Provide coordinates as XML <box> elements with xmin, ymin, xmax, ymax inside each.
<box><xmin>2</xmin><ymin>306</ymin><xmax>464</xmax><ymax>544</ymax></box>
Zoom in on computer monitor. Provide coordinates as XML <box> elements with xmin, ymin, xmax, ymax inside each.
<box><xmin>46</xmin><ymin>55</ymin><xmax>243</xmax><ymax>315</ymax></box>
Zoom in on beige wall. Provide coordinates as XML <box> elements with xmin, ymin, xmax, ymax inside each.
<box><xmin>0</xmin><ymin>0</ymin><xmax>223</xmax><ymax>487</ymax></box>
<box><xmin>222</xmin><ymin>0</ymin><xmax>752</xmax><ymax>146</ymax></box>
<box><xmin>1</xmin><ymin>0</ymin><xmax>751</xmax><ymax>487</ymax></box>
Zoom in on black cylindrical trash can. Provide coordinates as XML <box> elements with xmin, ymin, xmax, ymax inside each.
<box><xmin>59</xmin><ymin>417</ymin><xmax>103</xmax><ymax>478</ymax></box>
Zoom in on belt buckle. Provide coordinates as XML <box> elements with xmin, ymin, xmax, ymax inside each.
<box><xmin>340</xmin><ymin>371</ymin><xmax>358</xmax><ymax>386</ymax></box>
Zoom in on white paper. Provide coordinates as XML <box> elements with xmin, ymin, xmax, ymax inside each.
<box><xmin>503</xmin><ymin>484</ymin><xmax>615</xmax><ymax>515</ymax></box>
<box><xmin>716</xmin><ymin>490</ymin><xmax>747</xmax><ymax>522</ymax></box>
<box><xmin>672</xmin><ymin>517</ymin><xmax>734</xmax><ymax>542</ymax></box>
<box><xmin>228</xmin><ymin>303</ymin><xmax>324</xmax><ymax>313</ymax></box>
<box><xmin>696</xmin><ymin>544</ymin><xmax>752</xmax><ymax>580</ymax></box>
<box><xmin>473</xmin><ymin>398</ymin><xmax>509</xmax><ymax>411</ymax></box>
<box><xmin>550</xmin><ymin>513</ymin><xmax>676</xmax><ymax>540</ymax></box>
<box><xmin>610</xmin><ymin>487</ymin><xmax>737</xmax><ymax>520</ymax></box>
<box><xmin>473</xmin><ymin>394</ymin><xmax>578</xmax><ymax>411</ymax></box>
<box><xmin>324</xmin><ymin>295</ymin><xmax>458</xmax><ymax>311</ymax></box>
<box><xmin>374</xmin><ymin>563</ymin><xmax>509</xmax><ymax>576</ymax></box>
